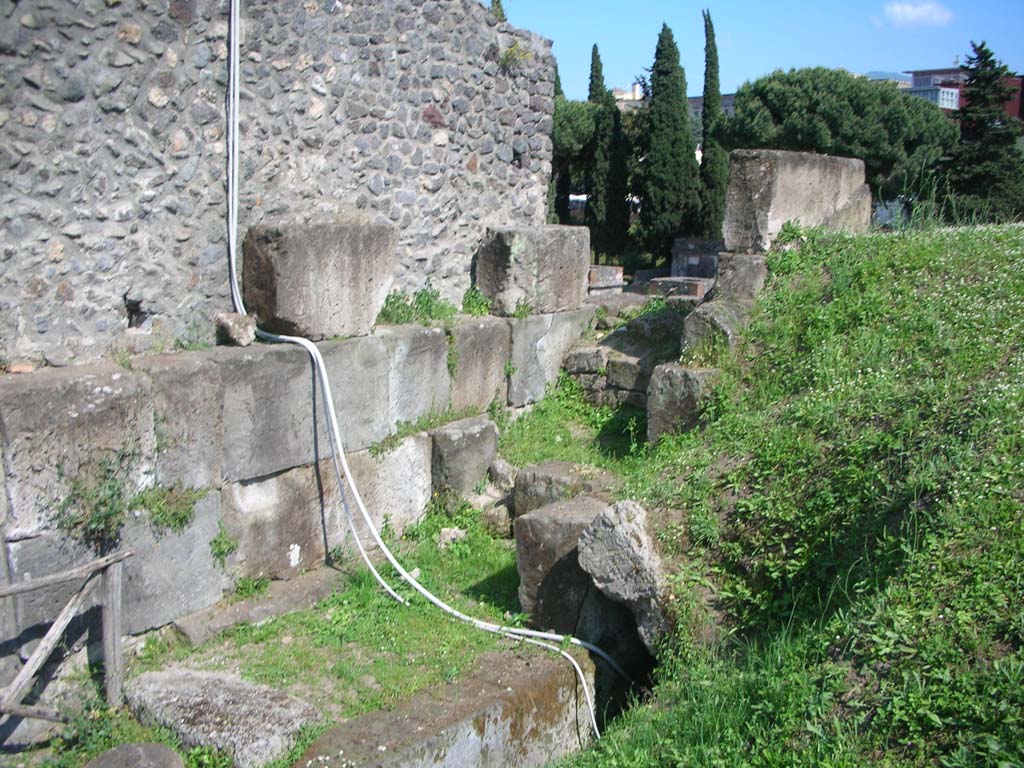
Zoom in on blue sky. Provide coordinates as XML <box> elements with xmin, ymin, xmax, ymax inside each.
<box><xmin>499</xmin><ymin>1</ymin><xmax>1024</xmax><ymax>101</ymax></box>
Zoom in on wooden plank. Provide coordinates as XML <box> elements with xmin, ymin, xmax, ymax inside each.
<box><xmin>102</xmin><ymin>560</ymin><xmax>124</xmax><ymax>706</ymax></box>
<box><xmin>1</xmin><ymin>575</ymin><xmax>99</xmax><ymax>708</ymax></box>
<box><xmin>0</xmin><ymin>701</ymin><xmax>67</xmax><ymax>723</ymax></box>
<box><xmin>0</xmin><ymin>550</ymin><xmax>133</xmax><ymax>599</ymax></box>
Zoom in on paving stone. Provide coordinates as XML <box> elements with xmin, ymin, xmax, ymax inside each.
<box><xmin>85</xmin><ymin>742</ymin><xmax>184</xmax><ymax>768</ymax></box>
<box><xmin>125</xmin><ymin>668</ymin><xmax>319</xmax><ymax>768</ymax></box>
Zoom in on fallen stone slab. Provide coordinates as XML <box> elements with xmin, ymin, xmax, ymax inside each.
<box><xmin>513</xmin><ymin>495</ymin><xmax>610</xmax><ymax>623</ymax></box>
<box><xmin>578</xmin><ymin>500</ymin><xmax>668</xmax><ymax>654</ymax></box>
<box><xmin>172</xmin><ymin>566</ymin><xmax>348</xmax><ymax>646</ymax></box>
<box><xmin>294</xmin><ymin>649</ymin><xmax>594</xmax><ymax>768</ymax></box>
<box><xmin>85</xmin><ymin>743</ymin><xmax>184</xmax><ymax>768</ymax></box>
<box><xmin>430</xmin><ymin>416</ymin><xmax>499</xmax><ymax>495</ymax></box>
<box><xmin>126</xmin><ymin>668</ymin><xmax>320</xmax><ymax>768</ymax></box>
<box><xmin>475</xmin><ymin>225</ymin><xmax>590</xmax><ymax>316</ymax></box>
<box><xmin>682</xmin><ymin>298</ymin><xmax>751</xmax><ymax>352</ymax></box>
<box><xmin>647</xmin><ymin>364</ymin><xmax>720</xmax><ymax>443</ymax></box>
<box><xmin>241</xmin><ymin>216</ymin><xmax>397</xmax><ymax>339</ymax></box>
<box><xmin>513</xmin><ymin>461</ymin><xmax>617</xmax><ymax>519</ymax></box>
<box><xmin>723</xmin><ymin>149</ymin><xmax>871</xmax><ymax>252</ymax></box>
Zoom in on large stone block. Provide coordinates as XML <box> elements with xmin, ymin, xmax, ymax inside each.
<box><xmin>219</xmin><ymin>344</ymin><xmax>325</xmax><ymax>483</ymax></box>
<box><xmin>449</xmin><ymin>317</ymin><xmax>512</xmax><ymax>413</ymax></box>
<box><xmin>221</xmin><ymin>464</ymin><xmax>336</xmax><ymax>580</ymax></box>
<box><xmin>682</xmin><ymin>299</ymin><xmax>751</xmax><ymax>352</ymax></box>
<box><xmin>647</xmin><ymin>365</ymin><xmax>720</xmax><ymax>443</ymax></box>
<box><xmin>336</xmin><ymin>432</ymin><xmax>433</xmax><ymax>548</ymax></box>
<box><xmin>578</xmin><ymin>501</ymin><xmax>668</xmax><ymax>653</ymax></box>
<box><xmin>513</xmin><ymin>461</ymin><xmax>616</xmax><ymax>518</ymax></box>
<box><xmin>430</xmin><ymin>417</ymin><xmax>499</xmax><ymax>495</ymax></box>
<box><xmin>241</xmin><ymin>217</ymin><xmax>397</xmax><ymax>339</ymax></box>
<box><xmin>513</xmin><ymin>495</ymin><xmax>609</xmax><ymax>620</ymax></box>
<box><xmin>475</xmin><ymin>226</ymin><xmax>590</xmax><ymax>316</ymax></box>
<box><xmin>723</xmin><ymin>149</ymin><xmax>872</xmax><ymax>252</ymax></box>
<box><xmin>6</xmin><ymin>494</ymin><xmax>230</xmax><ymax>641</ymax></box>
<box><xmin>132</xmin><ymin>351</ymin><xmax>225</xmax><ymax>491</ymax></box>
<box><xmin>508</xmin><ymin>308</ymin><xmax>595</xmax><ymax>407</ymax></box>
<box><xmin>0</xmin><ymin>365</ymin><xmax>155</xmax><ymax>540</ymax></box>
<box><xmin>320</xmin><ymin>335</ymin><xmax>392</xmax><ymax>453</ymax></box>
<box><xmin>715</xmin><ymin>252</ymin><xmax>768</xmax><ymax>302</ymax></box>
<box><xmin>375</xmin><ymin>325</ymin><xmax>451</xmax><ymax>428</ymax></box>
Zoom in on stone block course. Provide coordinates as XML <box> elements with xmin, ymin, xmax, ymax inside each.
<box><xmin>449</xmin><ymin>316</ymin><xmax>512</xmax><ymax>412</ymax></box>
<box><xmin>508</xmin><ymin>308</ymin><xmax>595</xmax><ymax>407</ymax></box>
<box><xmin>242</xmin><ymin>217</ymin><xmax>397</xmax><ymax>340</ymax></box>
<box><xmin>476</xmin><ymin>226</ymin><xmax>590</xmax><ymax>316</ymax></box>
<box><xmin>0</xmin><ymin>364</ymin><xmax>155</xmax><ymax>540</ymax></box>
<box><xmin>723</xmin><ymin>149</ymin><xmax>871</xmax><ymax>252</ymax></box>
<box><xmin>376</xmin><ymin>325</ymin><xmax>451</xmax><ymax>427</ymax></box>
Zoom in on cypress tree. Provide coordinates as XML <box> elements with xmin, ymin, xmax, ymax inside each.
<box><xmin>698</xmin><ymin>9</ymin><xmax>728</xmax><ymax>240</ymax></box>
<box><xmin>585</xmin><ymin>44</ymin><xmax>611</xmax><ymax>254</ymax></box>
<box><xmin>640</xmin><ymin>24</ymin><xmax>701</xmax><ymax>258</ymax></box>
<box><xmin>943</xmin><ymin>41</ymin><xmax>1024</xmax><ymax>222</ymax></box>
<box><xmin>605</xmin><ymin>108</ymin><xmax>631</xmax><ymax>255</ymax></box>
<box><xmin>490</xmin><ymin>0</ymin><xmax>506</xmax><ymax>22</ymax></box>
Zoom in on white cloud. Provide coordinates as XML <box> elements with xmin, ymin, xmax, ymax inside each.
<box><xmin>883</xmin><ymin>1</ymin><xmax>954</xmax><ymax>27</ymax></box>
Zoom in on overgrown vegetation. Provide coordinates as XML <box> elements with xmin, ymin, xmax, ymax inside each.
<box><xmin>57</xmin><ymin>452</ymin><xmax>206</xmax><ymax>550</ymax></box>
<box><xmin>375</xmin><ymin>287</ymin><xmax>458</xmax><ymax>327</ymax></box>
<box><xmin>461</xmin><ymin>286</ymin><xmax>492</xmax><ymax>317</ymax></box>
<box><xmin>558</xmin><ymin>224</ymin><xmax>1024</xmax><ymax>766</ymax></box>
<box><xmin>209</xmin><ymin>522</ymin><xmax>238</xmax><ymax>569</ymax></box>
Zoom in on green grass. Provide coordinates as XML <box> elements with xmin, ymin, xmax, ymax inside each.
<box><xmin>554</xmin><ymin>224</ymin><xmax>1024</xmax><ymax>766</ymax></box>
<box><xmin>461</xmin><ymin>286</ymin><xmax>492</xmax><ymax>317</ymax></box>
<box><xmin>133</xmin><ymin>494</ymin><xmax>523</xmax><ymax>722</ymax></box>
<box><xmin>376</xmin><ymin>287</ymin><xmax>458</xmax><ymax>327</ymax></box>
<box><xmin>368</xmin><ymin>406</ymin><xmax>480</xmax><ymax>458</ymax></box>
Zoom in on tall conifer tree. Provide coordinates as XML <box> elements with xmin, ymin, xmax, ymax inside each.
<box><xmin>490</xmin><ymin>0</ymin><xmax>506</xmax><ymax>22</ymax></box>
<box><xmin>640</xmin><ymin>24</ymin><xmax>701</xmax><ymax>257</ymax></box>
<box><xmin>943</xmin><ymin>41</ymin><xmax>1024</xmax><ymax>222</ymax></box>
<box><xmin>586</xmin><ymin>44</ymin><xmax>612</xmax><ymax>253</ymax></box>
<box><xmin>698</xmin><ymin>10</ymin><xmax>728</xmax><ymax>239</ymax></box>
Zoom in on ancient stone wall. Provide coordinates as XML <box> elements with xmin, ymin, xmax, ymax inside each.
<box><xmin>0</xmin><ymin>0</ymin><xmax>555</xmax><ymax>365</ymax></box>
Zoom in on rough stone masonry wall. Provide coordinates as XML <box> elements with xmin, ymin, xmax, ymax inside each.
<box><xmin>0</xmin><ymin>0</ymin><xmax>555</xmax><ymax>365</ymax></box>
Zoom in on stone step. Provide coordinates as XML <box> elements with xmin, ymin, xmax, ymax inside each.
<box><xmin>293</xmin><ymin>648</ymin><xmax>594</xmax><ymax>768</ymax></box>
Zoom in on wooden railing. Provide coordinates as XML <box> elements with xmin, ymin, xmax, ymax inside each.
<box><xmin>0</xmin><ymin>550</ymin><xmax>133</xmax><ymax>723</ymax></box>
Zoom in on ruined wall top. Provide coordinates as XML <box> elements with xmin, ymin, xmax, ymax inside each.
<box><xmin>0</xmin><ymin>0</ymin><xmax>556</xmax><ymax>365</ymax></box>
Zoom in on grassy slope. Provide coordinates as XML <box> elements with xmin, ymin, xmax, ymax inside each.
<box><xmin>560</xmin><ymin>225</ymin><xmax>1024</xmax><ymax>766</ymax></box>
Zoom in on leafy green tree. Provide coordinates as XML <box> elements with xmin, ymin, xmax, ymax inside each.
<box><xmin>942</xmin><ymin>41</ymin><xmax>1024</xmax><ymax>222</ymax></box>
<box><xmin>552</xmin><ymin>97</ymin><xmax>598</xmax><ymax>224</ymax></box>
<box><xmin>640</xmin><ymin>24</ymin><xmax>701</xmax><ymax>257</ymax></box>
<box><xmin>698</xmin><ymin>9</ymin><xmax>728</xmax><ymax>240</ymax></box>
<box><xmin>728</xmin><ymin>67</ymin><xmax>957</xmax><ymax>199</ymax></box>
<box><xmin>490</xmin><ymin>0</ymin><xmax>505</xmax><ymax>22</ymax></box>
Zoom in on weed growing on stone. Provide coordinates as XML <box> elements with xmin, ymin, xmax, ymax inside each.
<box><xmin>368</xmin><ymin>406</ymin><xmax>479</xmax><ymax>457</ymax></box>
<box><xmin>56</xmin><ymin>452</ymin><xmax>134</xmax><ymax>550</ymax></box>
<box><xmin>133</xmin><ymin>486</ymin><xmax>207</xmax><ymax>534</ymax></box>
<box><xmin>461</xmin><ymin>286</ymin><xmax>492</xmax><ymax>317</ymax></box>
<box><xmin>498</xmin><ymin>40</ymin><xmax>531</xmax><ymax>75</ymax></box>
<box><xmin>511</xmin><ymin>299</ymin><xmax>533</xmax><ymax>319</ymax></box>
<box><xmin>503</xmin><ymin>360</ymin><xmax>517</xmax><ymax>378</ymax></box>
<box><xmin>376</xmin><ymin>287</ymin><xmax>458</xmax><ymax>327</ymax></box>
<box><xmin>209</xmin><ymin>522</ymin><xmax>237</xmax><ymax>569</ymax></box>
<box><xmin>231</xmin><ymin>575</ymin><xmax>270</xmax><ymax>602</ymax></box>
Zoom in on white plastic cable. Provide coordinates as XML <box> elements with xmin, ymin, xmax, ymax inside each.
<box><xmin>224</xmin><ymin>0</ymin><xmax>623</xmax><ymax>738</ymax></box>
